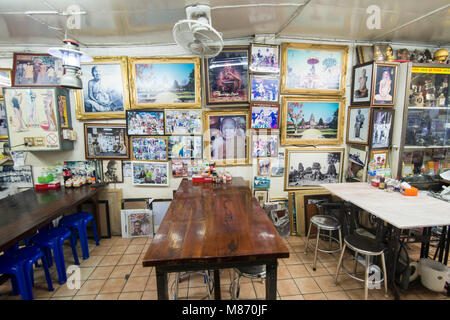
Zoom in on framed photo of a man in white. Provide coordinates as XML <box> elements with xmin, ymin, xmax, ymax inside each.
<box><xmin>350</xmin><ymin>62</ymin><xmax>373</xmax><ymax>105</ymax></box>
<box><xmin>102</xmin><ymin>160</ymin><xmax>123</xmax><ymax>183</ymax></box>
<box><xmin>76</xmin><ymin>57</ymin><xmax>130</xmax><ymax>120</ymax></box>
<box><xmin>346</xmin><ymin>106</ymin><xmax>371</xmax><ymax>145</ymax></box>
<box><xmin>285</xmin><ymin>148</ymin><xmax>344</xmax><ymax>190</ymax></box>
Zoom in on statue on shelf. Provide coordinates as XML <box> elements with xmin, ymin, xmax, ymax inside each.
<box><xmin>396</xmin><ymin>48</ymin><xmax>411</xmax><ymax>61</ymax></box>
<box><xmin>373</xmin><ymin>44</ymin><xmax>384</xmax><ymax>61</ymax></box>
<box><xmin>385</xmin><ymin>45</ymin><xmax>395</xmax><ymax>62</ymax></box>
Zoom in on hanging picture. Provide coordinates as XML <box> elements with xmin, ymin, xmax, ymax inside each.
<box><xmin>164</xmin><ymin>109</ymin><xmax>202</xmax><ymax>135</ymax></box>
<box><xmin>205</xmin><ymin>47</ymin><xmax>249</xmax><ymax>105</ymax></box>
<box><xmin>63</xmin><ymin>160</ymin><xmax>102</xmax><ymax>183</ymax></box>
<box><xmin>121</xmin><ymin>209</ymin><xmax>153</xmax><ymax>238</ymax></box>
<box><xmin>12</xmin><ymin>53</ymin><xmax>63</xmax><ymax>87</ymax></box>
<box><xmin>371</xmin><ymin>108</ymin><xmax>395</xmax><ymax>149</ymax></box>
<box><xmin>257</xmin><ymin>158</ymin><xmax>271</xmax><ymax>176</ymax></box>
<box><xmin>250</xmin><ymin>44</ymin><xmax>280</xmax><ymax>73</ymax></box>
<box><xmin>271</xmin><ymin>155</ymin><xmax>285</xmax><ymax>177</ymax></box>
<box><xmin>102</xmin><ymin>160</ymin><xmax>123</xmax><ymax>183</ymax></box>
<box><xmin>0</xmin><ymin>165</ymin><xmax>33</xmax><ymax>200</ymax></box>
<box><xmin>350</xmin><ymin>62</ymin><xmax>373</xmax><ymax>105</ymax></box>
<box><xmin>172</xmin><ymin>160</ymin><xmax>189</xmax><ymax>177</ymax></box>
<box><xmin>254</xmin><ymin>190</ymin><xmax>269</xmax><ymax>208</ymax></box>
<box><xmin>254</xmin><ymin>176</ymin><xmax>270</xmax><ymax>189</ymax></box>
<box><xmin>168</xmin><ymin>135</ymin><xmax>202</xmax><ymax>159</ymax></box>
<box><xmin>132</xmin><ymin>161</ymin><xmax>169</xmax><ymax>186</ymax></box>
<box><xmin>285</xmin><ymin>148</ymin><xmax>344</xmax><ymax>190</ymax></box>
<box><xmin>251</xmin><ymin>133</ymin><xmax>279</xmax><ymax>157</ymax></box>
<box><xmin>128</xmin><ymin>57</ymin><xmax>201</xmax><ymax>108</ymax></box>
<box><xmin>371</xmin><ymin>62</ymin><xmax>399</xmax><ymax>106</ymax></box>
<box><xmin>250</xmin><ymin>102</ymin><xmax>280</xmax><ymax>130</ymax></box>
<box><xmin>349</xmin><ymin>147</ymin><xmax>367</xmax><ymax>167</ymax></box>
<box><xmin>0</xmin><ymin>98</ymin><xmax>7</xmax><ymax>139</ymax></box>
<box><xmin>281</xmin><ymin>96</ymin><xmax>345</xmax><ymax>146</ymax></box>
<box><xmin>131</xmin><ymin>136</ymin><xmax>168</xmax><ymax>161</ymax></box>
<box><xmin>203</xmin><ymin>110</ymin><xmax>249</xmax><ymax>165</ymax></box>
<box><xmin>0</xmin><ymin>68</ymin><xmax>11</xmax><ymax>92</ymax></box>
<box><xmin>126</xmin><ymin>110</ymin><xmax>164</xmax><ymax>136</ymax></box>
<box><xmin>250</xmin><ymin>75</ymin><xmax>280</xmax><ymax>102</ymax></box>
<box><xmin>281</xmin><ymin>43</ymin><xmax>348</xmax><ymax>96</ymax></box>
<box><xmin>84</xmin><ymin>123</ymin><xmax>129</xmax><ymax>159</ymax></box>
<box><xmin>346</xmin><ymin>106</ymin><xmax>371</xmax><ymax>145</ymax></box>
<box><xmin>369</xmin><ymin>149</ymin><xmax>389</xmax><ymax>167</ymax></box>
<box><xmin>57</xmin><ymin>95</ymin><xmax>69</xmax><ymax>128</ymax></box>
<box><xmin>75</xmin><ymin>56</ymin><xmax>130</xmax><ymax>120</ymax></box>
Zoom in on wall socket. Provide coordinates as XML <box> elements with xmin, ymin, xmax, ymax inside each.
<box><xmin>24</xmin><ymin>137</ymin><xmax>34</xmax><ymax>146</ymax></box>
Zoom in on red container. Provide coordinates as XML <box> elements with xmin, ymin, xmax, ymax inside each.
<box><xmin>192</xmin><ymin>175</ymin><xmax>205</xmax><ymax>183</ymax></box>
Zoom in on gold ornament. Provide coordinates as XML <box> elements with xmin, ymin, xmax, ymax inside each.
<box><xmin>433</xmin><ymin>48</ymin><xmax>448</xmax><ymax>62</ymax></box>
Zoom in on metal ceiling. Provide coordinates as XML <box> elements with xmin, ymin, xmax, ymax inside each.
<box><xmin>0</xmin><ymin>0</ymin><xmax>448</xmax><ymax>47</ymax></box>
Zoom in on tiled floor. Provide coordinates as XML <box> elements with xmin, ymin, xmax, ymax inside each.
<box><xmin>0</xmin><ymin>235</ymin><xmax>448</xmax><ymax>300</ymax></box>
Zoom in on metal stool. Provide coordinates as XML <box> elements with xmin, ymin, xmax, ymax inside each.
<box><xmin>171</xmin><ymin>271</ymin><xmax>213</xmax><ymax>300</ymax></box>
<box><xmin>335</xmin><ymin>234</ymin><xmax>388</xmax><ymax>300</ymax></box>
<box><xmin>304</xmin><ymin>215</ymin><xmax>342</xmax><ymax>271</ymax></box>
<box><xmin>230</xmin><ymin>265</ymin><xmax>266</xmax><ymax>300</ymax></box>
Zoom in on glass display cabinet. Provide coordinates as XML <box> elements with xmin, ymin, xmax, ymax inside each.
<box><xmin>392</xmin><ymin>63</ymin><xmax>449</xmax><ymax>190</ymax></box>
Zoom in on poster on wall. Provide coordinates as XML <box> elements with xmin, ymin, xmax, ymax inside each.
<box><xmin>0</xmin><ymin>165</ymin><xmax>33</xmax><ymax>200</ymax></box>
<box><xmin>126</xmin><ymin>110</ymin><xmax>164</xmax><ymax>136</ymax></box>
<box><xmin>84</xmin><ymin>123</ymin><xmax>129</xmax><ymax>159</ymax></box>
<box><xmin>131</xmin><ymin>136</ymin><xmax>168</xmax><ymax>161</ymax></box>
<box><xmin>250</xmin><ymin>75</ymin><xmax>280</xmax><ymax>102</ymax></box>
<box><xmin>12</xmin><ymin>53</ymin><xmax>63</xmax><ymax>87</ymax></box>
<box><xmin>168</xmin><ymin>135</ymin><xmax>202</xmax><ymax>159</ymax></box>
<box><xmin>132</xmin><ymin>161</ymin><xmax>169</xmax><ymax>186</ymax></box>
<box><xmin>164</xmin><ymin>109</ymin><xmax>202</xmax><ymax>135</ymax></box>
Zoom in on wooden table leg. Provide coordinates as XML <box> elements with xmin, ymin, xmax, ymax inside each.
<box><xmin>156</xmin><ymin>267</ymin><xmax>169</xmax><ymax>300</ymax></box>
<box><xmin>92</xmin><ymin>193</ymin><xmax>102</xmax><ymax>239</ymax></box>
<box><xmin>213</xmin><ymin>269</ymin><xmax>221</xmax><ymax>300</ymax></box>
<box><xmin>265</xmin><ymin>261</ymin><xmax>278</xmax><ymax>300</ymax></box>
<box><xmin>387</xmin><ymin>226</ymin><xmax>401</xmax><ymax>300</ymax></box>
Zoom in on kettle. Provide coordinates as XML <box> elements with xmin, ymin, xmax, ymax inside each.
<box><xmin>409</xmin><ymin>258</ymin><xmax>449</xmax><ymax>292</ymax></box>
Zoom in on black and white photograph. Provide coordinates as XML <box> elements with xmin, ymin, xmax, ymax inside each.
<box><xmin>168</xmin><ymin>135</ymin><xmax>202</xmax><ymax>159</ymax></box>
<box><xmin>84</xmin><ymin>123</ymin><xmax>129</xmax><ymax>159</ymax></box>
<box><xmin>285</xmin><ymin>148</ymin><xmax>344</xmax><ymax>190</ymax></box>
<box><xmin>131</xmin><ymin>136</ymin><xmax>168</xmax><ymax>161</ymax></box>
<box><xmin>165</xmin><ymin>109</ymin><xmax>202</xmax><ymax>135</ymax></box>
<box><xmin>371</xmin><ymin>109</ymin><xmax>394</xmax><ymax>149</ymax></box>
<box><xmin>346</xmin><ymin>106</ymin><xmax>371</xmax><ymax>145</ymax></box>
<box><xmin>132</xmin><ymin>161</ymin><xmax>169</xmax><ymax>186</ymax></box>
<box><xmin>102</xmin><ymin>160</ymin><xmax>123</xmax><ymax>183</ymax></box>
<box><xmin>0</xmin><ymin>165</ymin><xmax>33</xmax><ymax>199</ymax></box>
<box><xmin>351</xmin><ymin>62</ymin><xmax>373</xmax><ymax>105</ymax></box>
<box><xmin>126</xmin><ymin>110</ymin><xmax>164</xmax><ymax>136</ymax></box>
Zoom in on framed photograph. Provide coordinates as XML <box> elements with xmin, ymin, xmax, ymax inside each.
<box><xmin>203</xmin><ymin>110</ymin><xmax>249</xmax><ymax>166</ymax></box>
<box><xmin>371</xmin><ymin>108</ymin><xmax>394</xmax><ymax>149</ymax></box>
<box><xmin>164</xmin><ymin>109</ymin><xmax>202</xmax><ymax>135</ymax></box>
<box><xmin>126</xmin><ymin>110</ymin><xmax>164</xmax><ymax>136</ymax></box>
<box><xmin>168</xmin><ymin>135</ymin><xmax>202</xmax><ymax>159</ymax></box>
<box><xmin>348</xmin><ymin>146</ymin><xmax>367</xmax><ymax>167</ymax></box>
<box><xmin>369</xmin><ymin>149</ymin><xmax>389</xmax><ymax>167</ymax></box>
<box><xmin>251</xmin><ymin>133</ymin><xmax>279</xmax><ymax>157</ymax></box>
<box><xmin>257</xmin><ymin>158</ymin><xmax>271</xmax><ymax>176</ymax></box>
<box><xmin>250</xmin><ymin>44</ymin><xmax>280</xmax><ymax>73</ymax></box>
<box><xmin>128</xmin><ymin>57</ymin><xmax>201</xmax><ymax>109</ymax></box>
<box><xmin>75</xmin><ymin>57</ymin><xmax>130</xmax><ymax>120</ymax></box>
<box><xmin>131</xmin><ymin>161</ymin><xmax>169</xmax><ymax>186</ymax></box>
<box><xmin>63</xmin><ymin>160</ymin><xmax>102</xmax><ymax>183</ymax></box>
<box><xmin>0</xmin><ymin>165</ymin><xmax>33</xmax><ymax>199</ymax></box>
<box><xmin>350</xmin><ymin>62</ymin><xmax>373</xmax><ymax>105</ymax></box>
<box><xmin>250</xmin><ymin>75</ymin><xmax>280</xmax><ymax>102</ymax></box>
<box><xmin>0</xmin><ymin>68</ymin><xmax>11</xmax><ymax>90</ymax></box>
<box><xmin>254</xmin><ymin>176</ymin><xmax>270</xmax><ymax>189</ymax></box>
<box><xmin>0</xmin><ymin>97</ymin><xmax>7</xmax><ymax>139</ymax></box>
<box><xmin>250</xmin><ymin>102</ymin><xmax>280</xmax><ymax>130</ymax></box>
<box><xmin>102</xmin><ymin>160</ymin><xmax>123</xmax><ymax>183</ymax></box>
<box><xmin>346</xmin><ymin>106</ymin><xmax>371</xmax><ymax>145</ymax></box>
<box><xmin>172</xmin><ymin>160</ymin><xmax>189</xmax><ymax>177</ymax></box>
<box><xmin>281</xmin><ymin>43</ymin><xmax>348</xmax><ymax>96</ymax></box>
<box><xmin>205</xmin><ymin>46</ymin><xmax>249</xmax><ymax>105</ymax></box>
<box><xmin>271</xmin><ymin>156</ymin><xmax>285</xmax><ymax>177</ymax></box>
<box><xmin>84</xmin><ymin>123</ymin><xmax>129</xmax><ymax>159</ymax></box>
<box><xmin>131</xmin><ymin>136</ymin><xmax>168</xmax><ymax>161</ymax></box>
<box><xmin>371</xmin><ymin>62</ymin><xmax>399</xmax><ymax>106</ymax></box>
<box><xmin>285</xmin><ymin>148</ymin><xmax>344</xmax><ymax>190</ymax></box>
<box><xmin>121</xmin><ymin>209</ymin><xmax>153</xmax><ymax>238</ymax></box>
<box><xmin>281</xmin><ymin>96</ymin><xmax>345</xmax><ymax>146</ymax></box>
<box><xmin>356</xmin><ymin>45</ymin><xmax>374</xmax><ymax>64</ymax></box>
<box><xmin>254</xmin><ymin>190</ymin><xmax>269</xmax><ymax>208</ymax></box>
<box><xmin>12</xmin><ymin>53</ymin><xmax>63</xmax><ymax>87</ymax></box>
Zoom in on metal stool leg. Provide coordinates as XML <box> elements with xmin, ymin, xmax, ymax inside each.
<box><xmin>364</xmin><ymin>255</ymin><xmax>370</xmax><ymax>300</ymax></box>
<box><xmin>380</xmin><ymin>252</ymin><xmax>388</xmax><ymax>298</ymax></box>
<box><xmin>329</xmin><ymin>230</ymin><xmax>332</xmax><ymax>251</ymax></box>
<box><xmin>174</xmin><ymin>272</ymin><xmax>180</xmax><ymax>300</ymax></box>
<box><xmin>313</xmin><ymin>228</ymin><xmax>320</xmax><ymax>271</ymax></box>
<box><xmin>304</xmin><ymin>222</ymin><xmax>313</xmax><ymax>254</ymax></box>
<box><xmin>354</xmin><ymin>251</ymin><xmax>359</xmax><ymax>275</ymax></box>
<box><xmin>335</xmin><ymin>243</ymin><xmax>346</xmax><ymax>284</ymax></box>
<box><xmin>338</xmin><ymin>229</ymin><xmax>342</xmax><ymax>252</ymax></box>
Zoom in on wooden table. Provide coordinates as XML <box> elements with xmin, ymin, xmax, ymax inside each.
<box><xmin>0</xmin><ymin>185</ymin><xmax>103</xmax><ymax>252</ymax></box>
<box><xmin>142</xmin><ymin>178</ymin><xmax>289</xmax><ymax>300</ymax></box>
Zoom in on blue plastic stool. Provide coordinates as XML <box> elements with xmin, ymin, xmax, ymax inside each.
<box><xmin>59</xmin><ymin>212</ymin><xmax>99</xmax><ymax>260</ymax></box>
<box><xmin>0</xmin><ymin>246</ymin><xmax>54</xmax><ymax>300</ymax></box>
<box><xmin>30</xmin><ymin>227</ymin><xmax>80</xmax><ymax>285</ymax></box>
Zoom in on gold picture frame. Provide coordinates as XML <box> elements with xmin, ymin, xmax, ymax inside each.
<box><xmin>0</xmin><ymin>68</ymin><xmax>12</xmax><ymax>95</ymax></box>
<box><xmin>130</xmin><ymin>136</ymin><xmax>169</xmax><ymax>162</ymax></box>
<box><xmin>369</xmin><ymin>149</ymin><xmax>389</xmax><ymax>168</ymax></box>
<box><xmin>128</xmin><ymin>57</ymin><xmax>201</xmax><ymax>109</ymax></box>
<box><xmin>75</xmin><ymin>56</ymin><xmax>130</xmax><ymax>120</ymax></box>
<box><xmin>203</xmin><ymin>109</ymin><xmax>250</xmax><ymax>166</ymax></box>
<box><xmin>280</xmin><ymin>42</ymin><xmax>348</xmax><ymax>96</ymax></box>
<box><xmin>0</xmin><ymin>97</ymin><xmax>7</xmax><ymax>139</ymax></box>
<box><xmin>281</xmin><ymin>96</ymin><xmax>345</xmax><ymax>146</ymax></box>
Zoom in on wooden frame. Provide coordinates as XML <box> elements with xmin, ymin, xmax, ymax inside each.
<box><xmin>257</xmin><ymin>158</ymin><xmax>271</xmax><ymax>176</ymax></box>
<box><xmin>126</xmin><ymin>109</ymin><xmax>165</xmax><ymax>136</ymax></box>
<box><xmin>280</xmin><ymin>42</ymin><xmax>348</xmax><ymax>96</ymax></box>
<box><xmin>284</xmin><ymin>147</ymin><xmax>345</xmax><ymax>191</ymax></box>
<box><xmin>164</xmin><ymin>109</ymin><xmax>202</xmax><ymax>135</ymax></box>
<box><xmin>369</xmin><ymin>149</ymin><xmax>389</xmax><ymax>168</ymax></box>
<box><xmin>12</xmin><ymin>53</ymin><xmax>63</xmax><ymax>87</ymax></box>
<box><xmin>370</xmin><ymin>108</ymin><xmax>395</xmax><ymax>149</ymax></box>
<box><xmin>75</xmin><ymin>56</ymin><xmax>130</xmax><ymax>120</ymax></box>
<box><xmin>293</xmin><ymin>189</ymin><xmax>332</xmax><ymax>236</ymax></box>
<box><xmin>130</xmin><ymin>136</ymin><xmax>169</xmax><ymax>162</ymax></box>
<box><xmin>204</xmin><ymin>46</ymin><xmax>250</xmax><ymax>106</ymax></box>
<box><xmin>203</xmin><ymin>109</ymin><xmax>250</xmax><ymax>166</ymax></box>
<box><xmin>250</xmin><ymin>102</ymin><xmax>280</xmax><ymax>130</ymax></box>
<box><xmin>128</xmin><ymin>57</ymin><xmax>201</xmax><ymax>109</ymax></box>
<box><xmin>254</xmin><ymin>189</ymin><xmax>269</xmax><ymax>207</ymax></box>
<box><xmin>346</xmin><ymin>106</ymin><xmax>371</xmax><ymax>145</ymax></box>
<box><xmin>84</xmin><ymin>123</ymin><xmax>129</xmax><ymax>160</ymax></box>
<box><xmin>249</xmin><ymin>43</ymin><xmax>280</xmax><ymax>73</ymax></box>
<box><xmin>281</xmin><ymin>95</ymin><xmax>345</xmax><ymax>146</ymax></box>
<box><xmin>371</xmin><ymin>61</ymin><xmax>399</xmax><ymax>107</ymax></box>
<box><xmin>350</xmin><ymin>61</ymin><xmax>373</xmax><ymax>105</ymax></box>
<box><xmin>102</xmin><ymin>160</ymin><xmax>124</xmax><ymax>183</ymax></box>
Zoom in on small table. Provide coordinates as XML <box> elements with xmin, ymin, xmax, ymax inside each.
<box><xmin>142</xmin><ymin>178</ymin><xmax>289</xmax><ymax>300</ymax></box>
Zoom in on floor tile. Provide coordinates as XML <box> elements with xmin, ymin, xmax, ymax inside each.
<box><xmin>345</xmin><ymin>288</ymin><xmax>375</xmax><ymax>300</ymax></box>
<box><xmin>277</xmin><ymin>265</ymin><xmax>293</xmax><ymax>279</ymax></box>
<box><xmin>73</xmin><ymin>294</ymin><xmax>96</xmax><ymax>300</ymax></box>
<box><xmin>314</xmin><ymin>275</ymin><xmax>343</xmax><ymax>292</ymax></box>
<box><xmin>117</xmin><ymin>254</ymin><xmax>139</xmax><ymax>265</ymax></box>
<box><xmin>294</xmin><ymin>278</ymin><xmax>321</xmax><ymax>294</ymax></box>
<box><xmin>280</xmin><ymin>294</ymin><xmax>304</xmax><ymax>300</ymax></box>
<box><xmin>122</xmin><ymin>276</ymin><xmax>149</xmax><ymax>292</ymax></box>
<box><xmin>110</xmin><ymin>265</ymin><xmax>134</xmax><ymax>279</ymax></box>
<box><xmin>130</xmin><ymin>238</ymin><xmax>148</xmax><ymax>245</ymax></box>
<box><xmin>76</xmin><ymin>279</ymin><xmax>106</xmax><ymax>296</ymax></box>
<box><xmin>145</xmin><ymin>275</ymin><xmax>157</xmax><ymax>291</ymax></box>
<box><xmin>187</xmin><ymin>286</ymin><xmax>213</xmax><ymax>300</ymax></box>
<box><xmin>79</xmin><ymin>255</ymin><xmax>103</xmax><ymax>267</ymax></box>
<box><xmin>303</xmin><ymin>293</ymin><xmax>327</xmax><ymax>300</ymax></box>
<box><xmin>286</xmin><ymin>264</ymin><xmax>310</xmax><ymax>278</ymax></box>
<box><xmin>96</xmin><ymin>293</ymin><xmax>120</xmax><ymax>300</ymax></box>
<box><xmin>124</xmin><ymin>244</ymin><xmax>145</xmax><ymax>255</ymax></box>
<box><xmin>100</xmin><ymin>278</ymin><xmax>126</xmax><ymax>293</ymax></box>
<box><xmin>52</xmin><ymin>282</ymin><xmax>81</xmax><ymax>297</ymax></box>
<box><xmin>130</xmin><ymin>264</ymin><xmax>152</xmax><ymax>277</ymax></box>
<box><xmin>324</xmin><ymin>291</ymin><xmax>351</xmax><ymax>300</ymax></box>
<box><xmin>277</xmin><ymin>279</ymin><xmax>301</xmax><ymax>296</ymax></box>
<box><xmin>107</xmin><ymin>245</ymin><xmax>128</xmax><ymax>255</ymax></box>
<box><xmin>89</xmin><ymin>266</ymin><xmax>115</xmax><ymax>280</ymax></box>
<box><xmin>98</xmin><ymin>254</ymin><xmax>122</xmax><ymax>267</ymax></box>
<box><xmin>114</xmin><ymin>238</ymin><xmax>132</xmax><ymax>246</ymax></box>
<box><xmin>305</xmin><ymin>262</ymin><xmax>330</xmax><ymax>276</ymax></box>
<box><xmin>141</xmin><ymin>291</ymin><xmax>158</xmax><ymax>300</ymax></box>
<box><xmin>79</xmin><ymin>267</ymin><xmax>95</xmax><ymax>280</ymax></box>
<box><xmin>119</xmin><ymin>292</ymin><xmax>143</xmax><ymax>300</ymax></box>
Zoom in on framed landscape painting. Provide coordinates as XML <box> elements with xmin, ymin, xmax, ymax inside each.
<box><xmin>281</xmin><ymin>96</ymin><xmax>345</xmax><ymax>146</ymax></box>
<box><xmin>128</xmin><ymin>57</ymin><xmax>201</xmax><ymax>108</ymax></box>
<box><xmin>281</xmin><ymin>43</ymin><xmax>348</xmax><ymax>96</ymax></box>
<box><xmin>285</xmin><ymin>148</ymin><xmax>344</xmax><ymax>190</ymax></box>
<box><xmin>76</xmin><ymin>56</ymin><xmax>130</xmax><ymax>120</ymax></box>
<box><xmin>346</xmin><ymin>106</ymin><xmax>371</xmax><ymax>145</ymax></box>
<box><xmin>12</xmin><ymin>53</ymin><xmax>63</xmax><ymax>87</ymax></box>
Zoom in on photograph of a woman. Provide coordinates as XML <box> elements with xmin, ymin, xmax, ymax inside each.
<box><xmin>372</xmin><ymin>63</ymin><xmax>398</xmax><ymax>106</ymax></box>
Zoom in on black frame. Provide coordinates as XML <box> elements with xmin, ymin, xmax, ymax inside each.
<box><xmin>350</xmin><ymin>61</ymin><xmax>374</xmax><ymax>105</ymax></box>
<box><xmin>370</xmin><ymin>108</ymin><xmax>395</xmax><ymax>150</ymax></box>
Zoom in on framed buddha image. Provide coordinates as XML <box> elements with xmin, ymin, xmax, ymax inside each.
<box><xmin>371</xmin><ymin>62</ymin><xmax>399</xmax><ymax>107</ymax></box>
<box><xmin>350</xmin><ymin>62</ymin><xmax>373</xmax><ymax>105</ymax></box>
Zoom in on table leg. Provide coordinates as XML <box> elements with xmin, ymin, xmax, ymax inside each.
<box><xmin>156</xmin><ymin>267</ymin><xmax>168</xmax><ymax>300</ymax></box>
<box><xmin>93</xmin><ymin>194</ymin><xmax>102</xmax><ymax>238</ymax></box>
<box><xmin>265</xmin><ymin>261</ymin><xmax>278</xmax><ymax>300</ymax></box>
<box><xmin>213</xmin><ymin>269</ymin><xmax>221</xmax><ymax>300</ymax></box>
<box><xmin>444</xmin><ymin>226</ymin><xmax>450</xmax><ymax>266</ymax></box>
<box><xmin>387</xmin><ymin>226</ymin><xmax>401</xmax><ymax>300</ymax></box>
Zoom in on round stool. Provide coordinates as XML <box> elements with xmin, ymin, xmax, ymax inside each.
<box><xmin>230</xmin><ymin>265</ymin><xmax>266</xmax><ymax>300</ymax></box>
<box><xmin>335</xmin><ymin>234</ymin><xmax>388</xmax><ymax>300</ymax></box>
<box><xmin>304</xmin><ymin>215</ymin><xmax>342</xmax><ymax>271</ymax></box>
